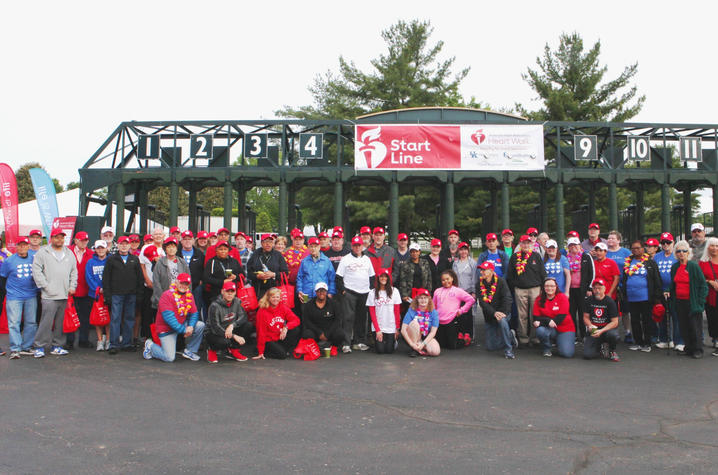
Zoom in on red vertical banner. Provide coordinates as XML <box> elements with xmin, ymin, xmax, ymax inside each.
<box><xmin>0</xmin><ymin>163</ymin><xmax>19</xmax><ymax>252</ymax></box>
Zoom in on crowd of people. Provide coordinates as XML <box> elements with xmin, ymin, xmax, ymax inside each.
<box><xmin>1</xmin><ymin>220</ymin><xmax>716</xmax><ymax>364</ymax></box>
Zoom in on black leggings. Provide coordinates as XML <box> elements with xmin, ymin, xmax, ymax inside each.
<box><xmin>264</xmin><ymin>327</ymin><xmax>301</xmax><ymax>359</ymax></box>
<box><xmin>206</xmin><ymin>321</ymin><xmax>254</xmax><ymax>351</ymax></box>
<box><xmin>436</xmin><ymin>311</ymin><xmax>472</xmax><ymax>349</ymax></box>
<box><xmin>374</xmin><ymin>332</ymin><xmax>397</xmax><ymax>354</ymax></box>
<box><xmin>569</xmin><ymin>287</ymin><xmax>585</xmax><ymax>338</ymax></box>
<box><xmin>302</xmin><ymin>327</ymin><xmax>345</xmax><ymax>348</ymax></box>
<box><xmin>629</xmin><ymin>301</ymin><xmax>652</xmax><ymax>346</ymax></box>
<box><xmin>705</xmin><ymin>304</ymin><xmax>718</xmax><ymax>340</ymax></box>
<box><xmin>676</xmin><ymin>299</ymin><xmax>703</xmax><ymax>355</ymax></box>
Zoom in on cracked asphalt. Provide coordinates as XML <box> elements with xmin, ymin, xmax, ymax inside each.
<box><xmin>1</xmin><ymin>331</ymin><xmax>717</xmax><ymax>474</ymax></box>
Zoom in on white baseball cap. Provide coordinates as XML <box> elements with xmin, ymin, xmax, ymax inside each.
<box><xmin>100</xmin><ymin>226</ymin><xmax>114</xmax><ymax>235</ymax></box>
<box><xmin>546</xmin><ymin>239</ymin><xmax>558</xmax><ymax>248</ymax></box>
<box><xmin>567</xmin><ymin>237</ymin><xmax>580</xmax><ymax>246</ymax></box>
<box><xmin>691</xmin><ymin>223</ymin><xmax>705</xmax><ymax>232</ymax></box>
<box><xmin>409</xmin><ymin>243</ymin><xmax>421</xmax><ymax>251</ymax></box>
<box><xmin>594</xmin><ymin>242</ymin><xmax>608</xmax><ymax>251</ymax></box>
<box><xmin>93</xmin><ymin>240</ymin><xmax>108</xmax><ymax>249</ymax></box>
<box><xmin>314</xmin><ymin>282</ymin><xmax>328</xmax><ymax>292</ymax></box>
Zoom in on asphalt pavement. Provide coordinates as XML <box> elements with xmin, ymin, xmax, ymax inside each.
<box><xmin>1</xmin><ymin>330</ymin><xmax>717</xmax><ymax>474</ymax></box>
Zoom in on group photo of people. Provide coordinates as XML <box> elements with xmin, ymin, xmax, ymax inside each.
<box><xmin>2</xmin><ymin>220</ymin><xmax>716</xmax><ymax>364</ymax></box>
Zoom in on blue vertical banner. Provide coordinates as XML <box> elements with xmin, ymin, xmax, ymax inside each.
<box><xmin>29</xmin><ymin>168</ymin><xmax>59</xmax><ymax>239</ymax></box>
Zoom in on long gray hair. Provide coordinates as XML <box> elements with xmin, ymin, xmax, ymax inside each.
<box><xmin>700</xmin><ymin>237</ymin><xmax>718</xmax><ymax>262</ymax></box>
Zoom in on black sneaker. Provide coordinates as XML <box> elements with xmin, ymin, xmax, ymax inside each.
<box><xmin>78</xmin><ymin>341</ymin><xmax>92</xmax><ymax>349</ymax></box>
<box><xmin>108</xmin><ymin>348</ymin><xmax>119</xmax><ymax>355</ymax></box>
<box><xmin>408</xmin><ymin>350</ymin><xmax>419</xmax><ymax>358</ymax></box>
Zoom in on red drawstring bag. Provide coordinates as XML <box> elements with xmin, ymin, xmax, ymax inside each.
<box><xmin>89</xmin><ymin>290</ymin><xmax>111</xmax><ymax>326</ymax></box>
<box><xmin>278</xmin><ymin>274</ymin><xmax>295</xmax><ymax>308</ymax></box>
<box><xmin>293</xmin><ymin>338</ymin><xmax>320</xmax><ymax>361</ymax></box>
<box><xmin>63</xmin><ymin>296</ymin><xmax>81</xmax><ymax>333</ymax></box>
<box><xmin>330</xmin><ymin>345</ymin><xmax>338</xmax><ymax>356</ymax></box>
<box><xmin>150</xmin><ymin>323</ymin><xmax>161</xmax><ymax>345</ymax></box>
<box><xmin>0</xmin><ymin>298</ymin><xmax>8</xmax><ymax>334</ymax></box>
<box><xmin>236</xmin><ymin>274</ymin><xmax>258</xmax><ymax>311</ymax></box>
<box><xmin>652</xmin><ymin>302</ymin><xmax>666</xmax><ymax>323</ymax></box>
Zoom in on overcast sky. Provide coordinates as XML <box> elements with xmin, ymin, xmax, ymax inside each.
<box><xmin>1</xmin><ymin>0</ymin><xmax>716</xmax><ymax>209</ymax></box>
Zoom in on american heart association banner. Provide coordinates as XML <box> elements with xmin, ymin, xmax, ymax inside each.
<box><xmin>354</xmin><ymin>124</ymin><xmax>545</xmax><ymax>171</ymax></box>
<box><xmin>0</xmin><ymin>163</ymin><xmax>19</xmax><ymax>252</ymax></box>
<box><xmin>29</xmin><ymin>168</ymin><xmax>60</xmax><ymax>239</ymax></box>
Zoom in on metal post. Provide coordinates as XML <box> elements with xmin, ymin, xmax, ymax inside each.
<box><xmin>588</xmin><ymin>182</ymin><xmax>596</xmax><ymax>224</ymax></box>
<box><xmin>609</xmin><ymin>178</ymin><xmax>618</xmax><ymax>231</ymax></box>
<box><xmin>501</xmin><ymin>179</ymin><xmax>510</xmax><ymax>230</ymax></box>
<box><xmin>555</xmin><ymin>181</ymin><xmax>565</xmax><ymax>246</ymax></box>
<box><xmin>490</xmin><ymin>182</ymin><xmax>499</xmax><ymax>233</ymax></box>
<box><xmin>683</xmin><ymin>188</ymin><xmax>692</xmax><ymax>234</ymax></box>
<box><xmin>390</xmin><ymin>173</ymin><xmax>399</xmax><ymax>245</ymax></box>
<box><xmin>169</xmin><ymin>178</ymin><xmax>178</xmax><ymax>228</ymax></box>
<box><xmin>539</xmin><ymin>182</ymin><xmax>548</xmax><ymax>231</ymax></box>
<box><xmin>237</xmin><ymin>182</ymin><xmax>246</xmax><ymax>232</ymax></box>
<box><xmin>188</xmin><ymin>188</ymin><xmax>197</xmax><ymax>233</ymax></box>
<box><xmin>713</xmin><ymin>185</ymin><xmax>718</xmax><ymax>235</ymax></box>
<box><xmin>334</xmin><ymin>179</ymin><xmax>343</xmax><ymax>228</ymax></box>
<box><xmin>636</xmin><ymin>184</ymin><xmax>645</xmax><ymax>239</ymax></box>
<box><xmin>278</xmin><ymin>178</ymin><xmax>288</xmax><ymax>235</ymax></box>
<box><xmin>223</xmin><ymin>180</ymin><xmax>233</xmax><ymax>230</ymax></box>
<box><xmin>288</xmin><ymin>185</ymin><xmax>296</xmax><ymax>232</ymax></box>
<box><xmin>139</xmin><ymin>185</ymin><xmax>148</xmax><ymax>235</ymax></box>
<box><xmin>115</xmin><ymin>179</ymin><xmax>125</xmax><ymax>236</ymax></box>
<box><xmin>445</xmin><ymin>173</ymin><xmax>455</xmax><ymax>236</ymax></box>
<box><xmin>661</xmin><ymin>183</ymin><xmax>671</xmax><ymax>232</ymax></box>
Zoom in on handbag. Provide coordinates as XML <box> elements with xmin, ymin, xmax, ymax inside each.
<box><xmin>236</xmin><ymin>274</ymin><xmax>258</xmax><ymax>311</ymax></box>
<box><xmin>63</xmin><ymin>296</ymin><xmax>81</xmax><ymax>333</ymax></box>
<box><xmin>278</xmin><ymin>273</ymin><xmax>295</xmax><ymax>309</ymax></box>
<box><xmin>293</xmin><ymin>338</ymin><xmax>320</xmax><ymax>361</ymax></box>
<box><xmin>89</xmin><ymin>290</ymin><xmax>111</xmax><ymax>326</ymax></box>
<box><xmin>0</xmin><ymin>297</ymin><xmax>8</xmax><ymax>334</ymax></box>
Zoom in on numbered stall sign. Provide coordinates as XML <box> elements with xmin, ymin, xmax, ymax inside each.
<box><xmin>244</xmin><ymin>133</ymin><xmax>268</xmax><ymax>159</ymax></box>
<box><xmin>627</xmin><ymin>136</ymin><xmax>650</xmax><ymax>161</ymax></box>
<box><xmin>190</xmin><ymin>134</ymin><xmax>213</xmax><ymax>159</ymax></box>
<box><xmin>299</xmin><ymin>133</ymin><xmax>323</xmax><ymax>159</ymax></box>
<box><xmin>573</xmin><ymin>135</ymin><xmax>598</xmax><ymax>161</ymax></box>
<box><xmin>137</xmin><ymin>135</ymin><xmax>160</xmax><ymax>159</ymax></box>
<box><xmin>679</xmin><ymin>137</ymin><xmax>702</xmax><ymax>161</ymax></box>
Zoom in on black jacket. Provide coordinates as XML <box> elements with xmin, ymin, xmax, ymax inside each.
<box><xmin>476</xmin><ymin>276</ymin><xmax>513</xmax><ymax>323</ymax></box>
<box><xmin>506</xmin><ymin>251</ymin><xmax>546</xmax><ymax>289</ymax></box>
<box><xmin>102</xmin><ymin>252</ymin><xmax>144</xmax><ymax>299</ymax></box>
<box><xmin>422</xmin><ymin>253</ymin><xmax>452</xmax><ymax>293</ymax></box>
<box><xmin>620</xmin><ymin>258</ymin><xmax>662</xmax><ymax>304</ymax></box>
<box><xmin>183</xmin><ymin>247</ymin><xmax>205</xmax><ymax>288</ymax></box>
<box><xmin>206</xmin><ymin>295</ymin><xmax>249</xmax><ymax>337</ymax></box>
<box><xmin>246</xmin><ymin>249</ymin><xmax>289</xmax><ymax>296</ymax></box>
<box><xmin>303</xmin><ymin>297</ymin><xmax>342</xmax><ymax>336</ymax></box>
<box><xmin>204</xmin><ymin>256</ymin><xmax>243</xmax><ymax>300</ymax></box>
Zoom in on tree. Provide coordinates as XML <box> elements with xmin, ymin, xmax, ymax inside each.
<box><xmin>516</xmin><ymin>32</ymin><xmax>645</xmax><ymax>122</ymax></box>
<box><xmin>15</xmin><ymin>162</ymin><xmax>63</xmax><ymax>203</ymax></box>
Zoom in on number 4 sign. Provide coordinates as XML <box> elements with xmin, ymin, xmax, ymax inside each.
<box><xmin>299</xmin><ymin>133</ymin><xmax>323</xmax><ymax>159</ymax></box>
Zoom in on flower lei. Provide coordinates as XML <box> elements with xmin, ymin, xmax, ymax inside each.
<box><xmin>416</xmin><ymin>310</ymin><xmax>431</xmax><ymax>337</ymax></box>
<box><xmin>624</xmin><ymin>254</ymin><xmax>649</xmax><ymax>276</ymax></box>
<box><xmin>170</xmin><ymin>282</ymin><xmax>194</xmax><ymax>319</ymax></box>
<box><xmin>480</xmin><ymin>275</ymin><xmax>498</xmax><ymax>303</ymax></box>
<box><xmin>567</xmin><ymin>252</ymin><xmax>581</xmax><ymax>272</ymax></box>
<box><xmin>515</xmin><ymin>250</ymin><xmax>531</xmax><ymax>275</ymax></box>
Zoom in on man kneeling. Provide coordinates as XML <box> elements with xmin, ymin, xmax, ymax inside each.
<box><xmin>143</xmin><ymin>273</ymin><xmax>204</xmax><ymax>362</ymax></box>
<box><xmin>205</xmin><ymin>281</ymin><xmax>252</xmax><ymax>363</ymax></box>
<box><xmin>302</xmin><ymin>282</ymin><xmax>345</xmax><ymax>349</ymax></box>
<box><xmin>583</xmin><ymin>278</ymin><xmax>620</xmax><ymax>362</ymax></box>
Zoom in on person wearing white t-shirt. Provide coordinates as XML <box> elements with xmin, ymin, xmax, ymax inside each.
<box><xmin>366</xmin><ymin>268</ymin><xmax>402</xmax><ymax>354</ymax></box>
<box><xmin>336</xmin><ymin>236</ymin><xmax>375</xmax><ymax>353</ymax></box>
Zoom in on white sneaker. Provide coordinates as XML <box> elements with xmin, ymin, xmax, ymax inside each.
<box><xmin>356</xmin><ymin>343</ymin><xmax>369</xmax><ymax>351</ymax></box>
<box><xmin>674</xmin><ymin>344</ymin><xmax>685</xmax><ymax>352</ymax></box>
<box><xmin>655</xmin><ymin>342</ymin><xmax>669</xmax><ymax>349</ymax></box>
<box><xmin>103</xmin><ymin>338</ymin><xmax>110</xmax><ymax>351</ymax></box>
<box><xmin>341</xmin><ymin>345</ymin><xmax>351</xmax><ymax>354</ymax></box>
<box><xmin>628</xmin><ymin>345</ymin><xmax>640</xmax><ymax>351</ymax></box>
<box><xmin>96</xmin><ymin>340</ymin><xmax>104</xmax><ymax>352</ymax></box>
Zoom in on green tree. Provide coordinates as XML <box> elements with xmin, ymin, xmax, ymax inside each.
<box><xmin>516</xmin><ymin>32</ymin><xmax>645</xmax><ymax>121</ymax></box>
<box><xmin>15</xmin><ymin>162</ymin><xmax>63</xmax><ymax>203</ymax></box>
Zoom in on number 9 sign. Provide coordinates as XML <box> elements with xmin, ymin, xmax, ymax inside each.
<box><xmin>573</xmin><ymin>135</ymin><xmax>597</xmax><ymax>161</ymax></box>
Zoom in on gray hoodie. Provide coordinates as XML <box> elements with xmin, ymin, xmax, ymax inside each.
<box><xmin>151</xmin><ymin>256</ymin><xmax>190</xmax><ymax>307</ymax></box>
<box><xmin>32</xmin><ymin>245</ymin><xmax>78</xmax><ymax>300</ymax></box>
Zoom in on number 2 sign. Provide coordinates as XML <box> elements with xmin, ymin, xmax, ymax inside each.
<box><xmin>190</xmin><ymin>134</ymin><xmax>213</xmax><ymax>159</ymax></box>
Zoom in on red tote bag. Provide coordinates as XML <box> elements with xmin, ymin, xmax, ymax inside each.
<box><xmin>278</xmin><ymin>274</ymin><xmax>295</xmax><ymax>309</ymax></box>
<box><xmin>89</xmin><ymin>290</ymin><xmax>111</xmax><ymax>326</ymax></box>
<box><xmin>63</xmin><ymin>296</ymin><xmax>81</xmax><ymax>333</ymax></box>
<box><xmin>0</xmin><ymin>297</ymin><xmax>8</xmax><ymax>334</ymax></box>
<box><xmin>236</xmin><ymin>274</ymin><xmax>258</xmax><ymax>311</ymax></box>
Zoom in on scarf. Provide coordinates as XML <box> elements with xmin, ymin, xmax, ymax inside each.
<box><xmin>480</xmin><ymin>275</ymin><xmax>498</xmax><ymax>303</ymax></box>
<box><xmin>170</xmin><ymin>282</ymin><xmax>194</xmax><ymax>320</ymax></box>
<box><xmin>624</xmin><ymin>254</ymin><xmax>649</xmax><ymax>276</ymax></box>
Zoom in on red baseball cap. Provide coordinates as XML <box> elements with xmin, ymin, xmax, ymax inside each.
<box><xmin>567</xmin><ymin>230</ymin><xmax>579</xmax><ymax>238</ymax></box>
<box><xmin>430</xmin><ymin>238</ymin><xmax>442</xmax><ymax>247</ymax></box>
<box><xmin>223</xmin><ymin>281</ymin><xmax>237</xmax><ymax>291</ymax></box>
<box><xmin>660</xmin><ymin>232</ymin><xmax>674</xmax><ymax>242</ymax></box>
<box><xmin>351</xmin><ymin>236</ymin><xmax>363</xmax><ymax>246</ymax></box>
<box><xmin>591</xmin><ymin>278</ymin><xmax>606</xmax><ymax>287</ymax></box>
<box><xmin>644</xmin><ymin>238</ymin><xmax>660</xmax><ymax>247</ymax></box>
<box><xmin>501</xmin><ymin>229</ymin><xmax>513</xmax><ymax>236</ymax></box>
<box><xmin>50</xmin><ymin>228</ymin><xmax>66</xmax><ymax>237</ymax></box>
<box><xmin>143</xmin><ymin>245</ymin><xmax>159</xmax><ymax>259</ymax></box>
<box><xmin>197</xmin><ymin>231</ymin><xmax>209</xmax><ymax>239</ymax></box>
<box><xmin>245</xmin><ymin>235</ymin><xmax>253</xmax><ymax>243</ymax></box>
<box><xmin>526</xmin><ymin>227</ymin><xmax>538</xmax><ymax>235</ymax></box>
<box><xmin>589</xmin><ymin>223</ymin><xmax>600</xmax><ymax>230</ymax></box>
<box><xmin>177</xmin><ymin>273</ymin><xmax>191</xmax><ymax>284</ymax></box>
<box><xmin>397</xmin><ymin>233</ymin><xmax>408</xmax><ymax>241</ymax></box>
<box><xmin>75</xmin><ymin>231</ymin><xmax>89</xmax><ymax>240</ymax></box>
<box><xmin>208</xmin><ymin>232</ymin><xmax>217</xmax><ymax>238</ymax></box>
<box><xmin>519</xmin><ymin>234</ymin><xmax>531</xmax><ymax>243</ymax></box>
<box><xmin>307</xmin><ymin>237</ymin><xmax>320</xmax><ymax>245</ymax></box>
<box><xmin>485</xmin><ymin>233</ymin><xmax>498</xmax><ymax>241</ymax></box>
<box><xmin>359</xmin><ymin>226</ymin><xmax>372</xmax><ymax>235</ymax></box>
<box><xmin>163</xmin><ymin>237</ymin><xmax>178</xmax><ymax>246</ymax></box>
<box><xmin>377</xmin><ymin>268</ymin><xmax>391</xmax><ymax>278</ymax></box>
<box><xmin>217</xmin><ymin>227</ymin><xmax>230</xmax><ymax>234</ymax></box>
<box><xmin>372</xmin><ymin>227</ymin><xmax>385</xmax><ymax>235</ymax></box>
<box><xmin>29</xmin><ymin>229</ymin><xmax>42</xmax><ymax>237</ymax></box>
<box><xmin>216</xmin><ymin>240</ymin><xmax>230</xmax><ymax>248</ymax></box>
<box><xmin>143</xmin><ymin>234</ymin><xmax>153</xmax><ymax>242</ymax></box>
<box><xmin>17</xmin><ymin>236</ymin><xmax>30</xmax><ymax>245</ymax></box>
<box><xmin>182</xmin><ymin>230</ymin><xmax>194</xmax><ymax>238</ymax></box>
<box><xmin>169</xmin><ymin>226</ymin><xmax>180</xmax><ymax>234</ymax></box>
<box><xmin>332</xmin><ymin>230</ymin><xmax>343</xmax><ymax>239</ymax></box>
<box><xmin>117</xmin><ymin>235</ymin><xmax>130</xmax><ymax>244</ymax></box>
<box><xmin>448</xmin><ymin>229</ymin><xmax>459</xmax><ymax>236</ymax></box>
<box><xmin>333</xmin><ymin>226</ymin><xmax>344</xmax><ymax>234</ymax></box>
<box><xmin>292</xmin><ymin>231</ymin><xmax>305</xmax><ymax>239</ymax></box>
<box><xmin>234</xmin><ymin>231</ymin><xmax>245</xmax><ymax>238</ymax></box>
<box><xmin>458</xmin><ymin>241</ymin><xmax>469</xmax><ymax>249</ymax></box>
<box><xmin>261</xmin><ymin>233</ymin><xmax>275</xmax><ymax>242</ymax></box>
<box><xmin>318</xmin><ymin>231</ymin><xmax>329</xmax><ymax>238</ymax></box>
<box><xmin>129</xmin><ymin>234</ymin><xmax>140</xmax><ymax>242</ymax></box>
<box><xmin>413</xmin><ymin>288</ymin><xmax>430</xmax><ymax>298</ymax></box>
<box><xmin>479</xmin><ymin>261</ymin><xmax>495</xmax><ymax>271</ymax></box>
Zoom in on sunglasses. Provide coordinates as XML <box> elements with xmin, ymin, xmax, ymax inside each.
<box><xmin>224</xmin><ymin>288</ymin><xmax>236</xmax><ymax>292</ymax></box>
<box><xmin>661</xmin><ymin>241</ymin><xmax>673</xmax><ymax>245</ymax></box>
<box><xmin>529</xmin><ymin>233</ymin><xmax>538</xmax><ymax>237</ymax></box>
<box><xmin>675</xmin><ymin>249</ymin><xmax>688</xmax><ymax>254</ymax></box>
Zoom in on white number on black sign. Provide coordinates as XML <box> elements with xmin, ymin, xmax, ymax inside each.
<box><xmin>574</xmin><ymin>135</ymin><xmax>597</xmax><ymax>161</ymax></box>
<box><xmin>244</xmin><ymin>134</ymin><xmax>268</xmax><ymax>158</ymax></box>
<box><xmin>627</xmin><ymin>136</ymin><xmax>650</xmax><ymax>161</ymax></box>
<box><xmin>137</xmin><ymin>135</ymin><xmax>160</xmax><ymax>159</ymax></box>
<box><xmin>679</xmin><ymin>137</ymin><xmax>702</xmax><ymax>161</ymax></box>
<box><xmin>190</xmin><ymin>134</ymin><xmax>213</xmax><ymax>159</ymax></box>
<box><xmin>299</xmin><ymin>133</ymin><xmax>323</xmax><ymax>159</ymax></box>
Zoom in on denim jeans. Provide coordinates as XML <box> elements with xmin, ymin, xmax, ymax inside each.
<box><xmin>485</xmin><ymin>314</ymin><xmax>513</xmax><ymax>353</ymax></box>
<box><xmin>149</xmin><ymin>321</ymin><xmax>205</xmax><ymax>362</ymax></box>
<box><xmin>535</xmin><ymin>326</ymin><xmax>575</xmax><ymax>358</ymax></box>
<box><xmin>110</xmin><ymin>294</ymin><xmax>136</xmax><ymax>349</ymax></box>
<box><xmin>6</xmin><ymin>297</ymin><xmax>38</xmax><ymax>352</ymax></box>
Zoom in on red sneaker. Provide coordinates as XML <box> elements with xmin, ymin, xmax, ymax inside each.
<box><xmin>207</xmin><ymin>349</ymin><xmax>218</xmax><ymax>364</ymax></box>
<box><xmin>463</xmin><ymin>334</ymin><xmax>472</xmax><ymax>346</ymax></box>
<box><xmin>229</xmin><ymin>348</ymin><xmax>248</xmax><ymax>361</ymax></box>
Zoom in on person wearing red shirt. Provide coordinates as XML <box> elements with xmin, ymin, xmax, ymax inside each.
<box><xmin>253</xmin><ymin>287</ymin><xmax>301</xmax><ymax>359</ymax></box>
<box><xmin>204</xmin><ymin>227</ymin><xmax>241</xmax><ymax>264</ymax></box>
<box><xmin>699</xmin><ymin>236</ymin><xmax>718</xmax><ymax>353</ymax></box>
<box><xmin>532</xmin><ymin>278</ymin><xmax>574</xmax><ymax>358</ymax></box>
<box><xmin>66</xmin><ymin>231</ymin><xmax>94</xmax><ymax>349</ymax></box>
<box><xmin>283</xmin><ymin>229</ymin><xmax>309</xmax><ymax>285</ymax></box>
<box><xmin>670</xmin><ymin>240</ymin><xmax>708</xmax><ymax>359</ymax></box>
<box><xmin>591</xmin><ymin>243</ymin><xmax>620</xmax><ymax>301</ymax></box>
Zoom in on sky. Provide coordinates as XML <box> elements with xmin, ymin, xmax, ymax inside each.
<box><xmin>1</xmin><ymin>0</ymin><xmax>716</xmax><ymax>209</ymax></box>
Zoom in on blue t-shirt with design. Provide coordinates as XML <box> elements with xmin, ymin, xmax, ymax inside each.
<box><xmin>544</xmin><ymin>255</ymin><xmax>570</xmax><ymax>291</ymax></box>
<box><xmin>653</xmin><ymin>252</ymin><xmax>677</xmax><ymax>291</ymax></box>
<box><xmin>484</xmin><ymin>251</ymin><xmax>504</xmax><ymax>278</ymax></box>
<box><xmin>0</xmin><ymin>252</ymin><xmax>39</xmax><ymax>300</ymax></box>
<box><xmin>625</xmin><ymin>258</ymin><xmax>649</xmax><ymax>302</ymax></box>
<box><xmin>607</xmin><ymin>247</ymin><xmax>631</xmax><ymax>276</ymax></box>
<box><xmin>181</xmin><ymin>248</ymin><xmax>194</xmax><ymax>265</ymax></box>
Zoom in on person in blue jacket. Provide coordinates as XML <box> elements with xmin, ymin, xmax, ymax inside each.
<box><xmin>296</xmin><ymin>237</ymin><xmax>336</xmax><ymax>302</ymax></box>
<box><xmin>86</xmin><ymin>240</ymin><xmax>110</xmax><ymax>351</ymax></box>
<box><xmin>477</xmin><ymin>233</ymin><xmax>508</xmax><ymax>279</ymax></box>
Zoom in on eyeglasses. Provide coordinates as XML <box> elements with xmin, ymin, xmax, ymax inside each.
<box><xmin>529</xmin><ymin>233</ymin><xmax>538</xmax><ymax>237</ymax></box>
<box><xmin>675</xmin><ymin>249</ymin><xmax>688</xmax><ymax>254</ymax></box>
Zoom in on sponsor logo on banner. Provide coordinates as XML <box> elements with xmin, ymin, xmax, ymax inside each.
<box><xmin>52</xmin><ymin>216</ymin><xmax>77</xmax><ymax>247</ymax></box>
<box><xmin>354</xmin><ymin>124</ymin><xmax>545</xmax><ymax>171</ymax></box>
